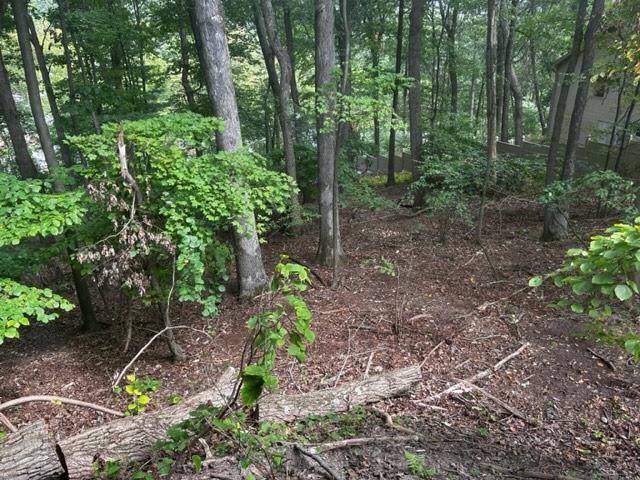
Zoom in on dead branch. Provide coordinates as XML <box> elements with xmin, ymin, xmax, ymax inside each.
<box><xmin>424</xmin><ymin>343</ymin><xmax>529</xmax><ymax>403</ymax></box>
<box><xmin>0</xmin><ymin>412</ymin><xmax>17</xmax><ymax>433</ymax></box>
<box><xmin>310</xmin><ymin>435</ymin><xmax>418</xmax><ymax>453</ymax></box>
<box><xmin>462</xmin><ymin>381</ymin><xmax>538</xmax><ymax>426</ymax></box>
<box><xmin>0</xmin><ymin>395</ymin><xmax>124</xmax><ymax>418</ymax></box>
<box><xmin>367</xmin><ymin>406</ymin><xmax>417</xmax><ymax>435</ymax></box>
<box><xmin>586</xmin><ymin>347</ymin><xmax>616</xmax><ymax>372</ymax></box>
<box><xmin>420</xmin><ymin>340</ymin><xmax>445</xmax><ymax>368</ymax></box>
<box><xmin>294</xmin><ymin>444</ymin><xmax>343</xmax><ymax>480</ymax></box>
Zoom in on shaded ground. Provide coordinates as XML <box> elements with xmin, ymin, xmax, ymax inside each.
<box><xmin>1</xmin><ymin>186</ymin><xmax>639</xmax><ymax>478</ymax></box>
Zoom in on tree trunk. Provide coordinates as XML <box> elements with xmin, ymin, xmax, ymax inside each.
<box><xmin>257</xmin><ymin>0</ymin><xmax>302</xmax><ymax>227</ymax></box>
<box><xmin>0</xmin><ymin>421</ymin><xmax>63</xmax><ymax>480</ymax></box>
<box><xmin>315</xmin><ymin>0</ymin><xmax>343</xmax><ymax>266</ymax></box>
<box><xmin>541</xmin><ymin>0</ymin><xmax>588</xmax><ymax>242</ymax></box>
<box><xmin>10</xmin><ymin>0</ymin><xmax>58</xmax><ymax>172</ymax></box>
<box><xmin>477</xmin><ymin>0</ymin><xmax>498</xmax><ymax>242</ymax></box>
<box><xmin>27</xmin><ymin>15</ymin><xmax>72</xmax><ymax>167</ymax></box>
<box><xmin>407</xmin><ymin>0</ymin><xmax>425</xmax><ymax>177</ymax></box>
<box><xmin>71</xmin><ymin>261</ymin><xmax>99</xmax><ymax>332</ymax></box>
<box><xmin>179</xmin><ymin>21</ymin><xmax>197</xmax><ymax>112</ymax></box>
<box><xmin>261</xmin><ymin>364</ymin><xmax>422</xmax><ymax>422</ymax></box>
<box><xmin>603</xmin><ymin>72</ymin><xmax>626</xmax><ymax>170</ymax></box>
<box><xmin>529</xmin><ymin>39</ymin><xmax>546</xmax><ymax>135</ymax></box>
<box><xmin>614</xmin><ymin>81</ymin><xmax>640</xmax><ymax>172</ymax></box>
<box><xmin>510</xmin><ymin>68</ymin><xmax>523</xmax><ymax>145</ymax></box>
<box><xmin>57</xmin><ymin>367</ymin><xmax>236</xmax><ymax>480</ymax></box>
<box><xmin>192</xmin><ymin>0</ymin><xmax>268</xmax><ymax>297</ymax></box>
<box><xmin>445</xmin><ymin>5</ymin><xmax>459</xmax><ymax>114</ymax></box>
<box><xmin>500</xmin><ymin>0</ymin><xmax>515</xmax><ymax>142</ymax></box>
<box><xmin>496</xmin><ymin>0</ymin><xmax>505</xmax><ymax>137</ymax></box>
<box><xmin>0</xmin><ymin>48</ymin><xmax>37</xmax><ymax>178</ymax></box>
<box><xmin>387</xmin><ymin>0</ymin><xmax>404</xmax><ymax>186</ymax></box>
<box><xmin>282</xmin><ymin>0</ymin><xmax>304</xmax><ymax>140</ymax></box>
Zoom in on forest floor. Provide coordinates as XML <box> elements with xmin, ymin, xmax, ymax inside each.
<box><xmin>1</xmin><ymin>185</ymin><xmax>639</xmax><ymax>479</ymax></box>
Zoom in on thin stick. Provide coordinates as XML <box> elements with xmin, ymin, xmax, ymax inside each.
<box><xmin>463</xmin><ymin>381</ymin><xmax>537</xmax><ymax>426</ymax></box>
<box><xmin>295</xmin><ymin>444</ymin><xmax>343</xmax><ymax>480</ymax></box>
<box><xmin>363</xmin><ymin>351</ymin><xmax>375</xmax><ymax>378</ymax></box>
<box><xmin>367</xmin><ymin>407</ymin><xmax>417</xmax><ymax>435</ymax></box>
<box><xmin>0</xmin><ymin>412</ymin><xmax>17</xmax><ymax>432</ymax></box>
<box><xmin>113</xmin><ymin>325</ymin><xmax>211</xmax><ymax>388</ymax></box>
<box><xmin>0</xmin><ymin>395</ymin><xmax>124</xmax><ymax>417</ymax></box>
<box><xmin>586</xmin><ymin>347</ymin><xmax>616</xmax><ymax>372</ymax></box>
<box><xmin>424</xmin><ymin>343</ymin><xmax>529</xmax><ymax>403</ymax></box>
<box><xmin>310</xmin><ymin>435</ymin><xmax>418</xmax><ymax>454</ymax></box>
<box><xmin>420</xmin><ymin>340</ymin><xmax>445</xmax><ymax>368</ymax></box>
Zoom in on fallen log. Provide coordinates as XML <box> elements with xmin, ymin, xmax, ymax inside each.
<box><xmin>0</xmin><ymin>420</ymin><xmax>64</xmax><ymax>480</ymax></box>
<box><xmin>56</xmin><ymin>364</ymin><xmax>421</xmax><ymax>479</ymax></box>
<box><xmin>260</xmin><ymin>364</ymin><xmax>422</xmax><ymax>422</ymax></box>
<box><xmin>57</xmin><ymin>367</ymin><xmax>237</xmax><ymax>480</ymax></box>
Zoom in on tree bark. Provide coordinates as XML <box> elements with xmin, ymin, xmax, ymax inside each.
<box><xmin>510</xmin><ymin>68</ymin><xmax>523</xmax><ymax>145</ymax></box>
<box><xmin>0</xmin><ymin>420</ymin><xmax>63</xmax><ymax>480</ymax></box>
<box><xmin>614</xmin><ymin>81</ymin><xmax>640</xmax><ymax>172</ymax></box>
<box><xmin>257</xmin><ymin>0</ymin><xmax>302</xmax><ymax>227</ymax></box>
<box><xmin>315</xmin><ymin>0</ymin><xmax>343</xmax><ymax>266</ymax></box>
<box><xmin>407</xmin><ymin>0</ymin><xmax>425</xmax><ymax>177</ymax></box>
<box><xmin>387</xmin><ymin>0</ymin><xmax>404</xmax><ymax>186</ymax></box>
<box><xmin>27</xmin><ymin>14</ymin><xmax>72</xmax><ymax>167</ymax></box>
<box><xmin>500</xmin><ymin>0</ymin><xmax>515</xmax><ymax>142</ymax></box>
<box><xmin>477</xmin><ymin>0</ymin><xmax>498</xmax><ymax>242</ymax></box>
<box><xmin>541</xmin><ymin>0</ymin><xmax>588</xmax><ymax>242</ymax></box>
<box><xmin>604</xmin><ymin>72</ymin><xmax>627</xmax><ymax>170</ymax></box>
<box><xmin>282</xmin><ymin>0</ymin><xmax>304</xmax><ymax>140</ymax></box>
<box><xmin>496</xmin><ymin>0</ymin><xmax>505</xmax><ymax>137</ymax></box>
<box><xmin>0</xmin><ymin>48</ymin><xmax>37</xmax><ymax>178</ymax></box>
<box><xmin>10</xmin><ymin>0</ymin><xmax>58</xmax><ymax>172</ymax></box>
<box><xmin>57</xmin><ymin>367</ymin><xmax>236</xmax><ymax>480</ymax></box>
<box><xmin>444</xmin><ymin>4</ymin><xmax>459</xmax><ymax>114</ymax></box>
<box><xmin>529</xmin><ymin>37</ymin><xmax>546</xmax><ymax>135</ymax></box>
<box><xmin>261</xmin><ymin>364</ymin><xmax>422</xmax><ymax>422</ymax></box>
<box><xmin>192</xmin><ymin>0</ymin><xmax>268</xmax><ymax>297</ymax></box>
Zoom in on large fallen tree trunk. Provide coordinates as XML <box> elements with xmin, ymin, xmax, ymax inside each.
<box><xmin>261</xmin><ymin>364</ymin><xmax>422</xmax><ymax>422</ymax></box>
<box><xmin>57</xmin><ymin>367</ymin><xmax>237</xmax><ymax>480</ymax></box>
<box><xmin>50</xmin><ymin>364</ymin><xmax>421</xmax><ymax>479</ymax></box>
<box><xmin>0</xmin><ymin>420</ymin><xmax>64</xmax><ymax>480</ymax></box>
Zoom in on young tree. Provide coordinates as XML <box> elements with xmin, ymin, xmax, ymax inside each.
<box><xmin>191</xmin><ymin>0</ymin><xmax>268</xmax><ymax>297</ymax></box>
<box><xmin>315</xmin><ymin>0</ymin><xmax>343</xmax><ymax>266</ymax></box>
<box><xmin>387</xmin><ymin>0</ymin><xmax>405</xmax><ymax>186</ymax></box>
<box><xmin>407</xmin><ymin>0</ymin><xmax>425</xmax><ymax>176</ymax></box>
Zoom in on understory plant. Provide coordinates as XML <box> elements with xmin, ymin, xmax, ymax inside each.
<box><xmin>0</xmin><ymin>173</ymin><xmax>85</xmax><ymax>343</ymax></box>
<box><xmin>69</xmin><ymin>112</ymin><xmax>294</xmax><ymax>320</ymax></box>
<box><xmin>530</xmin><ymin>218</ymin><xmax>640</xmax><ymax>360</ymax></box>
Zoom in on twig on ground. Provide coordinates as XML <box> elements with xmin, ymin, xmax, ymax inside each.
<box><xmin>420</xmin><ymin>341</ymin><xmax>445</xmax><ymax>368</ymax></box>
<box><xmin>367</xmin><ymin>407</ymin><xmax>417</xmax><ymax>435</ymax></box>
<box><xmin>294</xmin><ymin>443</ymin><xmax>343</xmax><ymax>480</ymax></box>
<box><xmin>462</xmin><ymin>381</ymin><xmax>538</xmax><ymax>426</ymax></box>
<box><xmin>586</xmin><ymin>348</ymin><xmax>616</xmax><ymax>372</ymax></box>
<box><xmin>112</xmin><ymin>325</ymin><xmax>211</xmax><ymax>388</ymax></box>
<box><xmin>363</xmin><ymin>351</ymin><xmax>375</xmax><ymax>378</ymax></box>
<box><xmin>310</xmin><ymin>435</ymin><xmax>418</xmax><ymax>453</ymax></box>
<box><xmin>0</xmin><ymin>412</ymin><xmax>17</xmax><ymax>433</ymax></box>
<box><xmin>481</xmin><ymin>463</ymin><xmax>586</xmax><ymax>480</ymax></box>
<box><xmin>424</xmin><ymin>343</ymin><xmax>530</xmax><ymax>403</ymax></box>
<box><xmin>0</xmin><ymin>395</ymin><xmax>124</xmax><ymax>417</ymax></box>
<box><xmin>477</xmin><ymin>286</ymin><xmax>530</xmax><ymax>311</ymax></box>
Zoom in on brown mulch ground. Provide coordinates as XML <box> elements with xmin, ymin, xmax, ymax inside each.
<box><xmin>1</xmin><ymin>186</ymin><xmax>639</xmax><ymax>479</ymax></box>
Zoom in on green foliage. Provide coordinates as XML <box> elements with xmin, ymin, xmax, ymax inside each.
<box><xmin>530</xmin><ymin>218</ymin><xmax>640</xmax><ymax>360</ymax></box>
<box><xmin>0</xmin><ymin>279</ymin><xmax>74</xmax><ymax>344</ymax></box>
<box><xmin>540</xmin><ymin>170</ymin><xmax>638</xmax><ymax>222</ymax></box>
<box><xmin>404</xmin><ymin>450</ymin><xmax>437</xmax><ymax>478</ymax></box>
<box><xmin>362</xmin><ymin>256</ymin><xmax>397</xmax><ymax>277</ymax></box>
<box><xmin>113</xmin><ymin>374</ymin><xmax>160</xmax><ymax>415</ymax></box>
<box><xmin>362</xmin><ymin>170</ymin><xmax>413</xmax><ymax>187</ymax></box>
<box><xmin>240</xmin><ymin>258</ymin><xmax>314</xmax><ymax>406</ymax></box>
<box><xmin>70</xmin><ymin>113</ymin><xmax>294</xmax><ymax>316</ymax></box>
<box><xmin>294</xmin><ymin>405</ymin><xmax>368</xmax><ymax>442</ymax></box>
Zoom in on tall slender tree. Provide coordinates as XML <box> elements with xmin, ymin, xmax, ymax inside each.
<box><xmin>407</xmin><ymin>0</ymin><xmax>425</xmax><ymax>177</ymax></box>
<box><xmin>191</xmin><ymin>0</ymin><xmax>268</xmax><ymax>297</ymax></box>
<box><xmin>315</xmin><ymin>0</ymin><xmax>343</xmax><ymax>266</ymax></box>
<box><xmin>387</xmin><ymin>0</ymin><xmax>405</xmax><ymax>186</ymax></box>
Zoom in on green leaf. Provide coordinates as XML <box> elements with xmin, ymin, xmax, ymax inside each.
<box><xmin>571</xmin><ymin>303</ymin><xmax>584</xmax><ymax>313</ymax></box>
<box><xmin>614</xmin><ymin>284</ymin><xmax>633</xmax><ymax>301</ymax></box>
<box><xmin>528</xmin><ymin>276</ymin><xmax>543</xmax><ymax>287</ymax></box>
<box><xmin>191</xmin><ymin>454</ymin><xmax>202</xmax><ymax>473</ymax></box>
<box><xmin>592</xmin><ymin>273</ymin><xmax>614</xmax><ymax>285</ymax></box>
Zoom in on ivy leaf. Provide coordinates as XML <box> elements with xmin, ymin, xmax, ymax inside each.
<box><xmin>614</xmin><ymin>284</ymin><xmax>633</xmax><ymax>301</ymax></box>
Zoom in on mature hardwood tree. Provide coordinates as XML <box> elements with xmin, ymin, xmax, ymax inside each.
<box><xmin>541</xmin><ymin>0</ymin><xmax>588</xmax><ymax>241</ymax></box>
<box><xmin>191</xmin><ymin>0</ymin><xmax>268</xmax><ymax>297</ymax></box>
<box><xmin>10</xmin><ymin>0</ymin><xmax>58</xmax><ymax>172</ymax></box>
<box><xmin>407</xmin><ymin>0</ymin><xmax>425</xmax><ymax>176</ymax></box>
<box><xmin>256</xmin><ymin>0</ymin><xmax>302</xmax><ymax>227</ymax></box>
<box><xmin>315</xmin><ymin>0</ymin><xmax>343</xmax><ymax>266</ymax></box>
<box><xmin>444</xmin><ymin>2</ymin><xmax>459</xmax><ymax>114</ymax></box>
<box><xmin>282</xmin><ymin>0</ymin><xmax>303</xmax><ymax>139</ymax></box>
<box><xmin>387</xmin><ymin>0</ymin><xmax>405</xmax><ymax>186</ymax></box>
